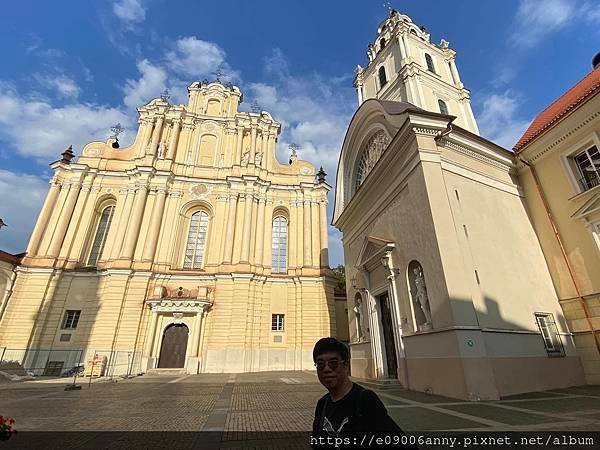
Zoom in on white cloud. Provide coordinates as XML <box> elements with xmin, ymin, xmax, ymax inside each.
<box><xmin>122</xmin><ymin>59</ymin><xmax>168</xmax><ymax>110</ymax></box>
<box><xmin>477</xmin><ymin>91</ymin><xmax>531</xmax><ymax>149</ymax></box>
<box><xmin>113</xmin><ymin>0</ymin><xmax>146</xmax><ymax>26</ymax></box>
<box><xmin>0</xmin><ymin>169</ymin><xmax>49</xmax><ymax>254</ymax></box>
<box><xmin>509</xmin><ymin>0</ymin><xmax>600</xmax><ymax>49</ymax></box>
<box><xmin>0</xmin><ymin>85</ymin><xmax>133</xmax><ymax>161</ymax></box>
<box><xmin>35</xmin><ymin>74</ymin><xmax>81</xmax><ymax>99</ymax></box>
<box><xmin>166</xmin><ymin>37</ymin><xmax>230</xmax><ymax>79</ymax></box>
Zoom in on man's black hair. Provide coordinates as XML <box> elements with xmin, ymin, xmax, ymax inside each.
<box><xmin>313</xmin><ymin>337</ymin><xmax>350</xmax><ymax>362</ymax></box>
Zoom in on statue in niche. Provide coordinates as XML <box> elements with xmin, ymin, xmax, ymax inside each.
<box><xmin>254</xmin><ymin>152</ymin><xmax>263</xmax><ymax>166</ymax></box>
<box><xmin>408</xmin><ymin>261</ymin><xmax>433</xmax><ymax>331</ymax></box>
<box><xmin>241</xmin><ymin>151</ymin><xmax>250</xmax><ymax>165</ymax></box>
<box><xmin>157</xmin><ymin>141</ymin><xmax>167</xmax><ymax>159</ymax></box>
<box><xmin>353</xmin><ymin>293</ymin><xmax>365</xmax><ymax>342</ymax></box>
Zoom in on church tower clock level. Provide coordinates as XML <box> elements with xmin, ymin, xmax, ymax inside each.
<box><xmin>354</xmin><ymin>9</ymin><xmax>480</xmax><ymax>135</ymax></box>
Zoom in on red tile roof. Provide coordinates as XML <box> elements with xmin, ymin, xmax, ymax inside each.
<box><xmin>514</xmin><ymin>67</ymin><xmax>600</xmax><ymax>152</ymax></box>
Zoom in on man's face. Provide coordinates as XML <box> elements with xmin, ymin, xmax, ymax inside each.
<box><xmin>315</xmin><ymin>351</ymin><xmax>349</xmax><ymax>391</ymax></box>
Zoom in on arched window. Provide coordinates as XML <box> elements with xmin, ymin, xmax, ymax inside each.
<box><xmin>271</xmin><ymin>216</ymin><xmax>288</xmax><ymax>273</ymax></box>
<box><xmin>438</xmin><ymin>99</ymin><xmax>449</xmax><ymax>115</ymax></box>
<box><xmin>425</xmin><ymin>53</ymin><xmax>436</xmax><ymax>73</ymax></box>
<box><xmin>183</xmin><ymin>211</ymin><xmax>209</xmax><ymax>269</ymax></box>
<box><xmin>354</xmin><ymin>130</ymin><xmax>391</xmax><ymax>193</ymax></box>
<box><xmin>379</xmin><ymin>38</ymin><xmax>386</xmax><ymax>50</ymax></box>
<box><xmin>378</xmin><ymin>66</ymin><xmax>387</xmax><ymax>89</ymax></box>
<box><xmin>87</xmin><ymin>205</ymin><xmax>115</xmax><ymax>266</ymax></box>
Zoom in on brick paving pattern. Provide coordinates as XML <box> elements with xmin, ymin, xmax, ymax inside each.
<box><xmin>0</xmin><ymin>371</ymin><xmax>599</xmax><ymax>448</ymax></box>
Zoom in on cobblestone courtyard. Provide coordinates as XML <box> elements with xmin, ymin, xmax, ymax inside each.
<box><xmin>1</xmin><ymin>371</ymin><xmax>599</xmax><ymax>448</ymax></box>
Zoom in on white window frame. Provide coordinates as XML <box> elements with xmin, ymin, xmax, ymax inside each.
<box><xmin>560</xmin><ymin>132</ymin><xmax>600</xmax><ymax>195</ymax></box>
<box><xmin>183</xmin><ymin>210</ymin><xmax>210</xmax><ymax>269</ymax></box>
<box><xmin>86</xmin><ymin>204</ymin><xmax>115</xmax><ymax>266</ymax></box>
<box><xmin>534</xmin><ymin>312</ymin><xmax>565</xmax><ymax>357</ymax></box>
<box><xmin>62</xmin><ymin>310</ymin><xmax>81</xmax><ymax>330</ymax></box>
<box><xmin>271</xmin><ymin>314</ymin><xmax>284</xmax><ymax>332</ymax></box>
<box><xmin>271</xmin><ymin>216</ymin><xmax>288</xmax><ymax>273</ymax></box>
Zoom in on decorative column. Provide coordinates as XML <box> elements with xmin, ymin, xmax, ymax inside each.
<box><xmin>450</xmin><ymin>59</ymin><xmax>462</xmax><ymax>86</ymax></box>
<box><xmin>222</xmin><ymin>194</ymin><xmax>238</xmax><ymax>263</ymax></box>
<box><xmin>142</xmin><ymin>188</ymin><xmax>168</xmax><ymax>261</ymax></box>
<box><xmin>319</xmin><ymin>199</ymin><xmax>329</xmax><ymax>267</ymax></box>
<box><xmin>110</xmin><ymin>187</ymin><xmax>135</xmax><ymax>259</ymax></box>
<box><xmin>235</xmin><ymin>127</ymin><xmax>244</xmax><ymax>165</ymax></box>
<box><xmin>120</xmin><ymin>184</ymin><xmax>149</xmax><ymax>260</ymax></box>
<box><xmin>190</xmin><ymin>311</ymin><xmax>203</xmax><ymax>357</ymax></box>
<box><xmin>254</xmin><ymin>198</ymin><xmax>266</xmax><ymax>266</ymax></box>
<box><xmin>303</xmin><ymin>199</ymin><xmax>312</xmax><ymax>267</ymax></box>
<box><xmin>59</xmin><ymin>184</ymin><xmax>96</xmax><ymax>261</ymax></box>
<box><xmin>167</xmin><ymin>120</ymin><xmax>181</xmax><ymax>160</ymax></box>
<box><xmin>240</xmin><ymin>194</ymin><xmax>254</xmax><ymax>262</ymax></box>
<box><xmin>311</xmin><ymin>200</ymin><xmax>320</xmax><ymax>268</ymax></box>
<box><xmin>265</xmin><ymin>133</ymin><xmax>276</xmax><ymax>170</ymax></box>
<box><xmin>148</xmin><ymin>117</ymin><xmax>164</xmax><ymax>156</ymax></box>
<box><xmin>144</xmin><ymin>309</ymin><xmax>159</xmax><ymax>357</ymax></box>
<box><xmin>262</xmin><ymin>199</ymin><xmax>274</xmax><ymax>268</ymax></box>
<box><xmin>296</xmin><ymin>199</ymin><xmax>304</xmax><ymax>268</ymax></box>
<box><xmin>250</xmin><ymin>126</ymin><xmax>257</xmax><ymax>163</ymax></box>
<box><xmin>47</xmin><ymin>182</ymin><xmax>82</xmax><ymax>257</ymax></box>
<box><xmin>26</xmin><ymin>180</ymin><xmax>61</xmax><ymax>256</ymax></box>
<box><xmin>136</xmin><ymin>118</ymin><xmax>153</xmax><ymax>157</ymax></box>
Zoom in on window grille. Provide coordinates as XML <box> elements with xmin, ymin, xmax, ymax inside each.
<box><xmin>272</xmin><ymin>314</ymin><xmax>285</xmax><ymax>331</ymax></box>
<box><xmin>574</xmin><ymin>146</ymin><xmax>600</xmax><ymax>191</ymax></box>
<box><xmin>271</xmin><ymin>216</ymin><xmax>288</xmax><ymax>273</ymax></box>
<box><xmin>87</xmin><ymin>205</ymin><xmax>115</xmax><ymax>266</ymax></box>
<box><xmin>534</xmin><ymin>313</ymin><xmax>565</xmax><ymax>357</ymax></box>
<box><xmin>184</xmin><ymin>211</ymin><xmax>209</xmax><ymax>269</ymax></box>
<box><xmin>62</xmin><ymin>310</ymin><xmax>81</xmax><ymax>329</ymax></box>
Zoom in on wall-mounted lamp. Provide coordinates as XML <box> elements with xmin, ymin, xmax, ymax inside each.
<box><xmin>350</xmin><ymin>277</ymin><xmax>357</xmax><ymax>290</ymax></box>
<box><xmin>381</xmin><ymin>256</ymin><xmax>389</xmax><ymax>269</ymax></box>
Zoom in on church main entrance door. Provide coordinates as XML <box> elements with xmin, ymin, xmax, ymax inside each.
<box><xmin>158</xmin><ymin>324</ymin><xmax>189</xmax><ymax>368</ymax></box>
<box><xmin>378</xmin><ymin>293</ymin><xmax>398</xmax><ymax>379</ymax></box>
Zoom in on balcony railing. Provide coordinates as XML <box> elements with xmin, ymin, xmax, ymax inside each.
<box><xmin>578</xmin><ymin>171</ymin><xmax>600</xmax><ymax>192</ymax></box>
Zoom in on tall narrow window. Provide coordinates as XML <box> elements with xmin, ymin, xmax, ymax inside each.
<box><xmin>184</xmin><ymin>211</ymin><xmax>209</xmax><ymax>269</ymax></box>
<box><xmin>272</xmin><ymin>314</ymin><xmax>285</xmax><ymax>331</ymax></box>
<box><xmin>62</xmin><ymin>310</ymin><xmax>81</xmax><ymax>329</ymax></box>
<box><xmin>425</xmin><ymin>53</ymin><xmax>436</xmax><ymax>73</ymax></box>
<box><xmin>379</xmin><ymin>37</ymin><xmax>386</xmax><ymax>50</ymax></box>
<box><xmin>271</xmin><ymin>216</ymin><xmax>288</xmax><ymax>273</ymax></box>
<box><xmin>574</xmin><ymin>146</ymin><xmax>600</xmax><ymax>191</ymax></box>
<box><xmin>438</xmin><ymin>99</ymin><xmax>449</xmax><ymax>115</ymax></box>
<box><xmin>87</xmin><ymin>205</ymin><xmax>115</xmax><ymax>266</ymax></box>
<box><xmin>378</xmin><ymin>66</ymin><xmax>387</xmax><ymax>89</ymax></box>
<box><xmin>534</xmin><ymin>313</ymin><xmax>565</xmax><ymax>356</ymax></box>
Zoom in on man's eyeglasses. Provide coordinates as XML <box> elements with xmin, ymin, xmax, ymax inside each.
<box><xmin>314</xmin><ymin>359</ymin><xmax>345</xmax><ymax>370</ymax></box>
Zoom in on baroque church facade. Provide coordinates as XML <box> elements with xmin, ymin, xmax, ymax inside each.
<box><xmin>0</xmin><ymin>81</ymin><xmax>339</xmax><ymax>375</ymax></box>
<box><xmin>334</xmin><ymin>10</ymin><xmax>586</xmax><ymax>400</ymax></box>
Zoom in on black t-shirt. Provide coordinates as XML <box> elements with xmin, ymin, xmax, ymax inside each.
<box><xmin>312</xmin><ymin>383</ymin><xmax>408</xmax><ymax>449</ymax></box>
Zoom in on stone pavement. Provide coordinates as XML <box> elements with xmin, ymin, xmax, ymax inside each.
<box><xmin>0</xmin><ymin>371</ymin><xmax>599</xmax><ymax>448</ymax></box>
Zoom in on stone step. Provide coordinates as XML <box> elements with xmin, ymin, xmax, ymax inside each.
<box><xmin>353</xmin><ymin>378</ymin><xmax>403</xmax><ymax>390</ymax></box>
<box><xmin>146</xmin><ymin>368</ymin><xmax>188</xmax><ymax>376</ymax></box>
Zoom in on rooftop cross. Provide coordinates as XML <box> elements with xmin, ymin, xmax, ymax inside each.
<box><xmin>160</xmin><ymin>88</ymin><xmax>171</xmax><ymax>102</ymax></box>
<box><xmin>212</xmin><ymin>68</ymin><xmax>225</xmax><ymax>82</ymax></box>
<box><xmin>110</xmin><ymin>123</ymin><xmax>125</xmax><ymax>140</ymax></box>
<box><xmin>288</xmin><ymin>143</ymin><xmax>300</xmax><ymax>165</ymax></box>
<box><xmin>382</xmin><ymin>1</ymin><xmax>395</xmax><ymax>14</ymax></box>
<box><xmin>251</xmin><ymin>100</ymin><xmax>262</xmax><ymax>114</ymax></box>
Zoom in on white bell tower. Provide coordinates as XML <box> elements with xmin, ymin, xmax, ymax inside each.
<box><xmin>354</xmin><ymin>9</ymin><xmax>480</xmax><ymax>135</ymax></box>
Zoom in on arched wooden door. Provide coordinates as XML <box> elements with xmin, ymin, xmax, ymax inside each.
<box><xmin>158</xmin><ymin>324</ymin><xmax>189</xmax><ymax>368</ymax></box>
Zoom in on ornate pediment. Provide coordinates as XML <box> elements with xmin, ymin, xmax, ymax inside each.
<box><xmin>355</xmin><ymin>236</ymin><xmax>395</xmax><ymax>268</ymax></box>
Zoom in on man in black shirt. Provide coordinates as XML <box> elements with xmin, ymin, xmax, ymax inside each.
<box><xmin>311</xmin><ymin>337</ymin><xmax>411</xmax><ymax>449</ymax></box>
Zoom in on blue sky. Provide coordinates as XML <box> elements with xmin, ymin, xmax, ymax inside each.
<box><xmin>0</xmin><ymin>0</ymin><xmax>599</xmax><ymax>265</ymax></box>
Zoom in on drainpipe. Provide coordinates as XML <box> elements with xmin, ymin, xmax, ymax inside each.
<box><xmin>516</xmin><ymin>154</ymin><xmax>600</xmax><ymax>357</ymax></box>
